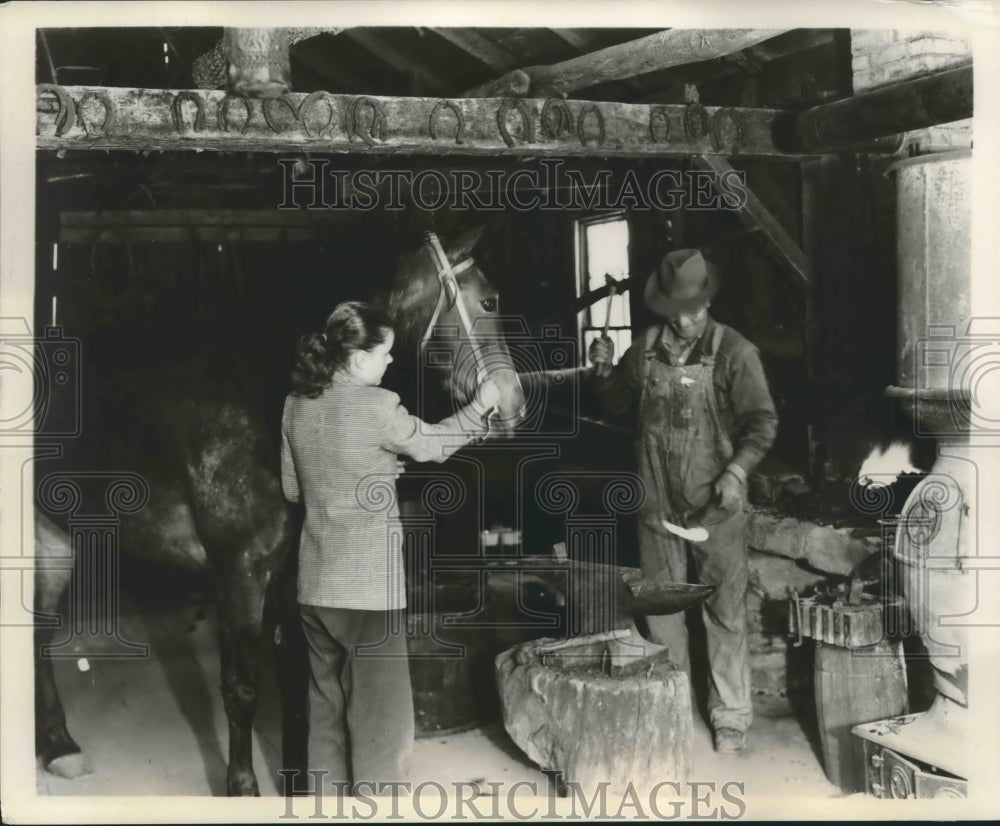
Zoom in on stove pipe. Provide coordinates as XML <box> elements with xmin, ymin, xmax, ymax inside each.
<box><xmin>885</xmin><ymin>150</ymin><xmax>974</xmax><ymax>723</ymax></box>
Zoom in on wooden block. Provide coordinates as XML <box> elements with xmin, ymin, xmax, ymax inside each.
<box><xmin>496</xmin><ymin>632</ymin><xmax>692</xmax><ymax>795</ymax></box>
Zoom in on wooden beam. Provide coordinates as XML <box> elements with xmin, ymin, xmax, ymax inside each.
<box><xmin>637</xmin><ymin>30</ymin><xmax>837</xmax><ymax>104</ymax></box>
<box><xmin>547</xmin><ymin>29</ymin><xmax>596</xmax><ymax>52</ymax></box>
<box><xmin>61</xmin><ymin>209</ymin><xmax>361</xmax><ymax>227</ymax></box>
<box><xmin>59</xmin><ymin>226</ymin><xmax>337</xmax><ymax>243</ymax></box>
<box><xmin>430</xmin><ymin>28</ymin><xmax>520</xmax><ymax>72</ymax></box>
<box><xmin>692</xmin><ymin>154</ymin><xmax>812</xmax><ymax>287</ymax></box>
<box><xmin>341</xmin><ymin>29</ymin><xmax>451</xmax><ymax>94</ymax></box>
<box><xmin>37</xmin><ymin>85</ymin><xmax>815</xmax><ymax>159</ymax></box>
<box><xmin>791</xmin><ymin>61</ymin><xmax>971</xmax><ymax>153</ymax></box>
<box><xmin>547</xmin><ymin>29</ymin><xmax>645</xmax><ymax>95</ymax></box>
<box><xmin>465</xmin><ymin>29</ymin><xmax>787</xmax><ymax>98</ymax></box>
<box><xmin>58</xmin><ymin>208</ymin><xmax>362</xmax><ymax>243</ymax></box>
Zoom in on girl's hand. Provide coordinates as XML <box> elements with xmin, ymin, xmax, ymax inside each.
<box><xmin>473</xmin><ymin>377</ymin><xmax>501</xmax><ymax>413</ymax></box>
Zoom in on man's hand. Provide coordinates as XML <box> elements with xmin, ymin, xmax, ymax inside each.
<box><xmin>714</xmin><ymin>469</ymin><xmax>745</xmax><ymax>511</ymax></box>
<box><xmin>589</xmin><ymin>336</ymin><xmax>615</xmax><ymax>378</ymax></box>
<box><xmin>395</xmin><ymin>459</ymin><xmax>406</xmax><ymax>479</ymax></box>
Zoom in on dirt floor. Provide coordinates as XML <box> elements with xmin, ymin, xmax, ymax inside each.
<box><xmin>32</xmin><ymin>590</ymin><xmax>843</xmax><ymax>808</ymax></box>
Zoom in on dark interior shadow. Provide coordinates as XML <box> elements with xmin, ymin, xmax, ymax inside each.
<box><xmin>131</xmin><ymin>595</ymin><xmax>228</xmax><ymax>796</ymax></box>
<box><xmin>785</xmin><ymin>638</ymin><xmax>824</xmax><ymax>764</ymax></box>
<box><xmin>118</xmin><ymin>559</ymin><xmax>228</xmax><ymax>795</ymax></box>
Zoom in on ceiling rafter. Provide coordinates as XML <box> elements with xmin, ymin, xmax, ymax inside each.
<box><xmin>546</xmin><ymin>28</ymin><xmax>645</xmax><ymax>97</ymax></box>
<box><xmin>430</xmin><ymin>28</ymin><xmax>521</xmax><ymax>73</ymax></box>
<box><xmin>291</xmin><ymin>38</ymin><xmax>370</xmax><ymax>95</ymax></box>
<box><xmin>340</xmin><ymin>29</ymin><xmax>451</xmax><ymax>95</ymax></box>
<box><xmin>464</xmin><ymin>28</ymin><xmax>788</xmax><ymax>98</ymax></box>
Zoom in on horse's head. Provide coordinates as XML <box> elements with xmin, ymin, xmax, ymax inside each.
<box><xmin>382</xmin><ymin>224</ymin><xmax>525</xmax><ymax>435</ymax></box>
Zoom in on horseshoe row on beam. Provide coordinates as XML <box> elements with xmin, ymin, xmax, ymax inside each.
<box><xmin>37</xmin><ymin>85</ymin><xmax>746</xmax><ymax>152</ymax></box>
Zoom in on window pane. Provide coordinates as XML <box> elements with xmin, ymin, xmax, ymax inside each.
<box><xmin>609</xmin><ymin>292</ymin><xmax>630</xmax><ymax>328</ymax></box>
<box><xmin>589</xmin><ymin>296</ymin><xmax>609</xmax><ymax>327</ymax></box>
<box><xmin>578</xmin><ymin>218</ymin><xmax>632</xmax><ymax>368</ymax></box>
<box><xmin>613</xmin><ymin>328</ymin><xmax>632</xmax><ymax>358</ymax></box>
<box><xmin>585</xmin><ymin>219</ymin><xmax>630</xmax><ymax>286</ymax></box>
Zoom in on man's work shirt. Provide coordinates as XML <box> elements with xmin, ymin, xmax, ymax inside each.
<box><xmin>594</xmin><ymin>317</ymin><xmax>778</xmax><ymax>485</ymax></box>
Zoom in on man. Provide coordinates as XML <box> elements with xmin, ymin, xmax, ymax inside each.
<box><xmin>590</xmin><ymin>248</ymin><xmax>777</xmax><ymax>753</ymax></box>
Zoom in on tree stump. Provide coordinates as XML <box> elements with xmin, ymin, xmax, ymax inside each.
<box><xmin>496</xmin><ymin>630</ymin><xmax>692</xmax><ymax>795</ymax></box>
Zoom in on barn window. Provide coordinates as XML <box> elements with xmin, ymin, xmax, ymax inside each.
<box><xmin>576</xmin><ymin>214</ymin><xmax>632</xmax><ymax>364</ymax></box>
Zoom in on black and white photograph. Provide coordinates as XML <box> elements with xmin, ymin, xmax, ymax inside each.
<box><xmin>2</xmin><ymin>1</ymin><xmax>999</xmax><ymax>821</ymax></box>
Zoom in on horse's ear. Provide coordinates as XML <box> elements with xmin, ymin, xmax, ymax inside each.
<box><xmin>447</xmin><ymin>222</ymin><xmax>488</xmax><ymax>263</ymax></box>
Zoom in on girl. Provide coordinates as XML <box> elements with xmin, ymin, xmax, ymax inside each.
<box><xmin>280</xmin><ymin>301</ymin><xmax>500</xmax><ymax>795</ymax></box>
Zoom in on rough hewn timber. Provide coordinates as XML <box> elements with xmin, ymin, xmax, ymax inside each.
<box><xmin>693</xmin><ymin>154</ymin><xmax>812</xmax><ymax>287</ymax></box>
<box><xmin>746</xmin><ymin>508</ymin><xmax>878</xmax><ymax>575</ymax></box>
<box><xmin>496</xmin><ymin>631</ymin><xmax>692</xmax><ymax>794</ymax></box>
<box><xmin>37</xmin><ymin>85</ymin><xmax>808</xmax><ymax>159</ymax></box>
<box><xmin>793</xmin><ymin>62</ymin><xmax>972</xmax><ymax>153</ymax></box>
<box><xmin>466</xmin><ymin>29</ymin><xmax>786</xmax><ymax>98</ymax></box>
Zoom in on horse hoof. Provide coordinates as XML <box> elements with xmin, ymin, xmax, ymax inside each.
<box><xmin>227</xmin><ymin>776</ymin><xmax>261</xmax><ymax>797</ymax></box>
<box><xmin>46</xmin><ymin>752</ymin><xmax>87</xmax><ymax>779</ymax></box>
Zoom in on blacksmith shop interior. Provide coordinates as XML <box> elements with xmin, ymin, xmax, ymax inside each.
<box><xmin>26</xmin><ymin>23</ymin><xmax>989</xmax><ymax>809</ymax></box>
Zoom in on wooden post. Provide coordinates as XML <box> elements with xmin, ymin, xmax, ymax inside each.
<box><xmin>223</xmin><ymin>28</ymin><xmax>291</xmax><ymax>98</ymax></box>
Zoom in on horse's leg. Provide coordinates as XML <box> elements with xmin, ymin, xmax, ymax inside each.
<box><xmin>214</xmin><ymin>547</ymin><xmax>270</xmax><ymax>797</ymax></box>
<box><xmin>271</xmin><ymin>565</ymin><xmax>310</xmax><ymax>795</ymax></box>
<box><xmin>34</xmin><ymin>516</ymin><xmax>85</xmax><ymax>778</ymax></box>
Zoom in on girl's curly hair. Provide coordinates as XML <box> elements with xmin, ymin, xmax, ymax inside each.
<box><xmin>290</xmin><ymin>301</ymin><xmax>393</xmax><ymax>398</ymax></box>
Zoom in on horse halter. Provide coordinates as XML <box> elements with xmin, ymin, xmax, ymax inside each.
<box><xmin>418</xmin><ymin>231</ymin><xmax>490</xmax><ymax>386</ymax></box>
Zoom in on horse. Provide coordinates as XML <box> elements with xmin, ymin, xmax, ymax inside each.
<box><xmin>33</xmin><ymin>223</ymin><xmax>526</xmax><ymax>796</ymax></box>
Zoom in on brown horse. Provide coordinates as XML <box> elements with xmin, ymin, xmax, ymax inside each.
<box><xmin>33</xmin><ymin>224</ymin><xmax>525</xmax><ymax>795</ymax></box>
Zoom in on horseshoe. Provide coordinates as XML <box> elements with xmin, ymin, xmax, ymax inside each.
<box><xmin>429</xmin><ymin>99</ymin><xmax>466</xmax><ymax>144</ymax></box>
<box><xmin>710</xmin><ymin>107</ymin><xmax>745</xmax><ymax>153</ymax></box>
<box><xmin>576</xmin><ymin>103</ymin><xmax>605</xmax><ymax>148</ymax></box>
<box><xmin>683</xmin><ymin>102</ymin><xmax>710</xmax><ymax>141</ymax></box>
<box><xmin>171</xmin><ymin>91</ymin><xmax>205</xmax><ymax>133</ymax></box>
<box><xmin>540</xmin><ymin>98</ymin><xmax>573</xmax><ymax>139</ymax></box>
<box><xmin>77</xmin><ymin>91</ymin><xmax>114</xmax><ymax>137</ymax></box>
<box><xmin>348</xmin><ymin>96</ymin><xmax>387</xmax><ymax>146</ymax></box>
<box><xmin>38</xmin><ymin>84</ymin><xmax>77</xmax><ymax>137</ymax></box>
<box><xmin>298</xmin><ymin>91</ymin><xmax>337</xmax><ymax>138</ymax></box>
<box><xmin>262</xmin><ymin>96</ymin><xmax>300</xmax><ymax>134</ymax></box>
<box><xmin>217</xmin><ymin>94</ymin><xmax>253</xmax><ymax>135</ymax></box>
<box><xmin>496</xmin><ymin>98</ymin><xmax>535</xmax><ymax>148</ymax></box>
<box><xmin>649</xmin><ymin>105</ymin><xmax>671</xmax><ymax>144</ymax></box>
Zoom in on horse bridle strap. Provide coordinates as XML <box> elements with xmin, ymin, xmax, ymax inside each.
<box><xmin>420</xmin><ymin>232</ymin><xmax>489</xmax><ymax>385</ymax></box>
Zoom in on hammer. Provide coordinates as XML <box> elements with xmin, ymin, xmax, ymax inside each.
<box><xmin>602</xmin><ymin>273</ymin><xmax>619</xmax><ymax>339</ymax></box>
<box><xmin>594</xmin><ymin>274</ymin><xmax>620</xmax><ymax>378</ymax></box>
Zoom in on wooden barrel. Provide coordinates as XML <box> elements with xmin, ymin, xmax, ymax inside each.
<box><xmin>814</xmin><ymin>638</ymin><xmax>907</xmax><ymax>792</ymax></box>
<box><xmin>406</xmin><ymin>581</ymin><xmax>490</xmax><ymax>738</ymax></box>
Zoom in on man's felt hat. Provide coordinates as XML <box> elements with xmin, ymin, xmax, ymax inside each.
<box><xmin>643</xmin><ymin>248</ymin><xmax>718</xmax><ymax>317</ymax></box>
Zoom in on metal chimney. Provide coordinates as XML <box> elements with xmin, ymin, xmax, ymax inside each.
<box><xmin>855</xmin><ymin>150</ymin><xmax>975</xmax><ymax>799</ymax></box>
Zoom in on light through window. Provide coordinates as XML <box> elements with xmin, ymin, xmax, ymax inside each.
<box><xmin>577</xmin><ymin>214</ymin><xmax>632</xmax><ymax>365</ymax></box>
